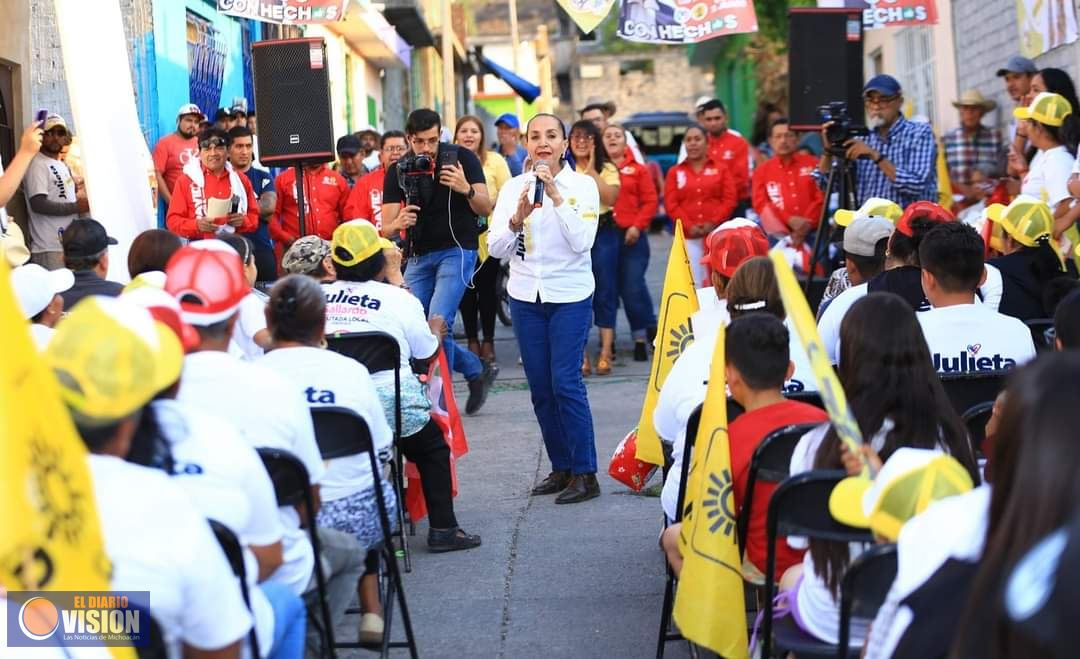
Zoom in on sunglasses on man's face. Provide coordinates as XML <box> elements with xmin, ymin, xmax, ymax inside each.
<box><xmin>199</xmin><ymin>138</ymin><xmax>227</xmax><ymax>150</ymax></box>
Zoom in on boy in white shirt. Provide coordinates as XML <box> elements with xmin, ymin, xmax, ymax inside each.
<box><xmin>917</xmin><ymin>222</ymin><xmax>1036</xmax><ymax>373</ymax></box>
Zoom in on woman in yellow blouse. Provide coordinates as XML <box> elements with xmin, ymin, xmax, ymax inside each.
<box><xmin>569</xmin><ymin>119</ymin><xmax>620</xmax><ymax>375</ymax></box>
<box><xmin>456</xmin><ymin>115</ymin><xmax>512</xmax><ymax>363</ymax></box>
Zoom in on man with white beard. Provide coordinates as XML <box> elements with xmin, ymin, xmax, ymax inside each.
<box><xmin>814</xmin><ymin>74</ymin><xmax>938</xmax><ymax>208</ymax></box>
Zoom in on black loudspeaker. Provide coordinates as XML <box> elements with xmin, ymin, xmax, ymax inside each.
<box><xmin>252</xmin><ymin>38</ymin><xmax>334</xmax><ymax>165</ymax></box>
<box><xmin>788</xmin><ymin>9</ymin><xmax>865</xmax><ymax>130</ymax></box>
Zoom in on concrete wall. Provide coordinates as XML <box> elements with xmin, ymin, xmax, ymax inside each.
<box><xmin>952</xmin><ymin>0</ymin><xmax>1079</xmax><ymax>135</ymax></box>
<box><xmin>570</xmin><ymin>50</ymin><xmax>712</xmax><ymax>121</ymax></box>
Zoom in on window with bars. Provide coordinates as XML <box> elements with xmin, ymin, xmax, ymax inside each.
<box><xmin>895</xmin><ymin>26</ymin><xmax>936</xmax><ymax>122</ymax></box>
<box><xmin>186</xmin><ymin>10</ymin><xmax>226</xmax><ymax>119</ymax></box>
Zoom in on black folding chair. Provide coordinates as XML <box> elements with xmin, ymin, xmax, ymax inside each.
<box><xmin>327</xmin><ymin>331</ymin><xmax>413</xmax><ymax>572</ymax></box>
<box><xmin>310</xmin><ymin>406</ymin><xmax>418</xmax><ymax>658</ymax></box>
<box><xmin>760</xmin><ymin>470</ymin><xmax>873</xmax><ymax>658</ymax></box>
<box><xmin>655</xmin><ymin>405</ymin><xmax>702</xmax><ymax>658</ymax></box>
<box><xmin>939</xmin><ymin>370</ymin><xmax>1008</xmax><ymax>419</ymax></box>
<box><xmin>836</xmin><ymin>543</ymin><xmax>898</xmax><ymax>658</ymax></box>
<box><xmin>257</xmin><ymin>448</ymin><xmax>336</xmax><ymax>658</ymax></box>
<box><xmin>209</xmin><ymin>519</ymin><xmax>261</xmax><ymax>658</ymax></box>
<box><xmin>736</xmin><ymin>423</ymin><xmax>822</xmax><ymax>559</ymax></box>
<box><xmin>1025</xmin><ymin>317</ymin><xmax>1055</xmax><ymax>352</ymax></box>
<box><xmin>962</xmin><ymin>400</ymin><xmax>995</xmax><ymax>458</ymax></box>
<box><xmin>784</xmin><ymin>390</ymin><xmax>825</xmax><ymax>409</ymax></box>
<box><xmin>797</xmin><ymin>275</ymin><xmax>830</xmax><ymax>316</ymax></box>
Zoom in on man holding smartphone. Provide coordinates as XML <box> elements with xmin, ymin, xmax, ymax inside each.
<box><xmin>382</xmin><ymin>108</ymin><xmax>497</xmax><ymax>414</ymax></box>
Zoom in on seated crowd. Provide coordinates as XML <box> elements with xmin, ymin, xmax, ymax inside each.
<box><xmin>8</xmin><ymin>219</ymin><xmax>484</xmax><ymax>658</ymax></box>
<box><xmin>654</xmin><ymin>196</ymin><xmax>1080</xmax><ymax>656</ymax></box>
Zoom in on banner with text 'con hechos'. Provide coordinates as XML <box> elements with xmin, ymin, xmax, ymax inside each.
<box><xmin>617</xmin><ymin>0</ymin><xmax>758</xmax><ymax>45</ymax></box>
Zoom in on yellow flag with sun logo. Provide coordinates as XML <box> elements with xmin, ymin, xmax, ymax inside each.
<box><xmin>0</xmin><ymin>258</ymin><xmax>132</xmax><ymax>656</ymax></box>
<box><xmin>673</xmin><ymin>322</ymin><xmax>748</xmax><ymax>658</ymax></box>
<box><xmin>634</xmin><ymin>220</ymin><xmax>699</xmax><ymax>465</ymax></box>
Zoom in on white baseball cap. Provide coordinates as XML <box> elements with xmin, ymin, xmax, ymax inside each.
<box><xmin>11</xmin><ymin>264</ymin><xmax>74</xmax><ymax>319</ymax></box>
<box><xmin>176</xmin><ymin>103</ymin><xmax>205</xmax><ymax>120</ymax></box>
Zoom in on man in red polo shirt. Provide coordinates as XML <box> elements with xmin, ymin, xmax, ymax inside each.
<box><xmin>166</xmin><ymin>126</ymin><xmax>258</xmax><ymax>239</ymax></box>
<box><xmin>271</xmin><ymin>161</ymin><xmax>349</xmax><ymax>249</ymax></box>
<box><xmin>697</xmin><ymin>99</ymin><xmax>751</xmax><ymax>208</ymax></box>
<box><xmin>342</xmin><ymin>130</ymin><xmax>407</xmax><ymax>233</ymax></box>
<box><xmin>153</xmin><ymin>103</ymin><xmax>203</xmax><ymax>209</ymax></box>
<box><xmin>752</xmin><ymin>117</ymin><xmax>824</xmax><ymax>245</ymax></box>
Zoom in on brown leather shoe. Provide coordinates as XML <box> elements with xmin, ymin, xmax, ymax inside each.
<box><xmin>532</xmin><ymin>471</ymin><xmax>571</xmax><ymax>495</ymax></box>
<box><xmin>555</xmin><ymin>474</ymin><xmax>601</xmax><ymax>504</ymax></box>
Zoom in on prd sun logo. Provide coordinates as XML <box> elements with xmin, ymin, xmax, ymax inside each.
<box><xmin>701</xmin><ymin>468</ymin><xmax>737</xmax><ymax>537</ymax></box>
<box><xmin>665</xmin><ymin>322</ymin><xmax>694</xmax><ymax>361</ymax></box>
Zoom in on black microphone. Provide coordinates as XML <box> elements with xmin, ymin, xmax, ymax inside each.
<box><xmin>532</xmin><ymin>160</ymin><xmax>546</xmax><ymax>208</ymax></box>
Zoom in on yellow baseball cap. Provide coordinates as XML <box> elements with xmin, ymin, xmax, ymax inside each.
<box><xmin>47</xmin><ymin>296</ymin><xmax>183</xmax><ymax>426</ymax></box>
<box><xmin>829</xmin><ymin>448</ymin><xmax>973</xmax><ymax>541</ymax></box>
<box><xmin>1013</xmin><ymin>92</ymin><xmax>1074</xmax><ymax>127</ymax></box>
<box><xmin>985</xmin><ymin>195</ymin><xmax>1053</xmax><ymax>248</ymax></box>
<box><xmin>331</xmin><ymin>220</ymin><xmax>382</xmax><ymax>267</ymax></box>
<box><xmin>834</xmin><ymin>197</ymin><xmax>903</xmax><ymax>227</ymax></box>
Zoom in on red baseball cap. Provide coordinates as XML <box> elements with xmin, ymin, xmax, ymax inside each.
<box><xmin>701</xmin><ymin>223</ymin><xmax>770</xmax><ymax>278</ymax></box>
<box><xmin>165</xmin><ymin>241</ymin><xmax>249</xmax><ymax>326</ymax></box>
<box><xmin>895</xmin><ymin>201</ymin><xmax>955</xmax><ymax>237</ymax></box>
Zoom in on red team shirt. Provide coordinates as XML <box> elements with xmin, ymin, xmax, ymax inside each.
<box><xmin>342</xmin><ymin>166</ymin><xmax>388</xmax><ymax>230</ymax></box>
<box><xmin>730</xmin><ymin>400</ymin><xmax>829</xmax><ymax>574</ymax></box>
<box><xmin>612</xmin><ymin>156</ymin><xmax>658</xmax><ymax>231</ymax></box>
<box><xmin>153</xmin><ymin>134</ymin><xmax>199</xmax><ymax>196</ymax></box>
<box><xmin>272</xmin><ymin>165</ymin><xmax>350</xmax><ymax>242</ymax></box>
<box><xmin>707</xmin><ymin>130</ymin><xmax>751</xmax><ymax>201</ymax></box>
<box><xmin>664</xmin><ymin>157</ymin><xmax>737</xmax><ymax>232</ymax></box>
<box><xmin>751</xmin><ymin>153</ymin><xmax>825</xmax><ymax>231</ymax></box>
<box><xmin>165</xmin><ymin>164</ymin><xmax>259</xmax><ymax>239</ymax></box>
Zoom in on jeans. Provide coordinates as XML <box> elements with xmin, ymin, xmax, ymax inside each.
<box><xmin>592</xmin><ymin>226</ymin><xmax>656</xmax><ymax>339</ymax></box>
<box><xmin>406</xmin><ymin>246</ymin><xmax>484</xmax><ymax>381</ymax></box>
<box><xmin>619</xmin><ymin>232</ymin><xmax>656</xmax><ymax>340</ymax></box>
<box><xmin>509</xmin><ymin>295</ymin><xmax>598</xmax><ymax>475</ymax></box>
<box><xmin>259</xmin><ymin>580</ymin><xmax>306</xmax><ymax>659</ymax></box>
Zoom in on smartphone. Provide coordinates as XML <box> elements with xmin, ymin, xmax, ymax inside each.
<box><xmin>35</xmin><ymin>108</ymin><xmax>48</xmax><ymax>124</ymax></box>
<box><xmin>230</xmin><ymin>195</ymin><xmax>241</xmax><ymax>214</ymax></box>
<box><xmin>438</xmin><ymin>149</ymin><xmax>459</xmax><ymax>172</ymax></box>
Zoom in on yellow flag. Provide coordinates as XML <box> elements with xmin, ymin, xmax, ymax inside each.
<box><xmin>935</xmin><ymin>136</ymin><xmax>953</xmax><ymax>209</ymax></box>
<box><xmin>769</xmin><ymin>251</ymin><xmax>866</xmax><ymax>465</ymax></box>
<box><xmin>556</xmin><ymin>0</ymin><xmax>616</xmax><ymax>33</ymax></box>
<box><xmin>635</xmin><ymin>220</ymin><xmax>700</xmax><ymax>465</ymax></box>
<box><xmin>673</xmin><ymin>322</ymin><xmax>748</xmax><ymax>658</ymax></box>
<box><xmin>0</xmin><ymin>259</ymin><xmax>133</xmax><ymax>657</ymax></box>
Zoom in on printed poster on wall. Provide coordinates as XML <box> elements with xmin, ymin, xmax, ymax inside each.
<box><xmin>816</xmin><ymin>0</ymin><xmax>937</xmax><ymax>29</ymax></box>
<box><xmin>217</xmin><ymin>0</ymin><xmax>349</xmax><ymax>24</ymax></box>
<box><xmin>557</xmin><ymin>0</ymin><xmax>618</xmax><ymax>34</ymax></box>
<box><xmin>1016</xmin><ymin>0</ymin><xmax>1078</xmax><ymax>58</ymax></box>
<box><xmin>617</xmin><ymin>0</ymin><xmax>759</xmax><ymax>44</ymax></box>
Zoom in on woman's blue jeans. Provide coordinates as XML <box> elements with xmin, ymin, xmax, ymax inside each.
<box><xmin>591</xmin><ymin>225</ymin><xmax>656</xmax><ymax>340</ymax></box>
<box><xmin>509</xmin><ymin>295</ymin><xmax>598</xmax><ymax>475</ymax></box>
<box><xmin>259</xmin><ymin>580</ymin><xmax>306</xmax><ymax>659</ymax></box>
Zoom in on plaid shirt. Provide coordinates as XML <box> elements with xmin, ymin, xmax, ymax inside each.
<box><xmin>942</xmin><ymin>125</ymin><xmax>1004</xmax><ymax>185</ymax></box>
<box><xmin>815</xmin><ymin>115</ymin><xmax>938</xmax><ymax>208</ymax></box>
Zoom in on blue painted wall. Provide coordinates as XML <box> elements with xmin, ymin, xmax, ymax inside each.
<box><xmin>148</xmin><ymin>0</ymin><xmax>251</xmax><ymax>143</ymax></box>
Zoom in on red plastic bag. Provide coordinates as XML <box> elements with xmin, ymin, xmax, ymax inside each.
<box><xmin>608</xmin><ymin>427</ymin><xmax>658</xmax><ymax>492</ymax></box>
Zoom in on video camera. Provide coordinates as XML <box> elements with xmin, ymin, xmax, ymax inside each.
<box><xmin>818</xmin><ymin>101</ymin><xmax>869</xmax><ymax>157</ymax></box>
<box><xmin>396</xmin><ymin>153</ymin><xmax>435</xmax><ymax>207</ymax></box>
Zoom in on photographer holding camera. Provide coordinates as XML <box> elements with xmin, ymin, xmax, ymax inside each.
<box><xmin>817</xmin><ymin>75</ymin><xmax>938</xmax><ymax>209</ymax></box>
<box><xmin>382</xmin><ymin>109</ymin><xmax>497</xmax><ymax>414</ymax></box>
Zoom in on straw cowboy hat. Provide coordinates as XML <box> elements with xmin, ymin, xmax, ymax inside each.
<box><xmin>952</xmin><ymin>89</ymin><xmax>997</xmax><ymax>112</ymax></box>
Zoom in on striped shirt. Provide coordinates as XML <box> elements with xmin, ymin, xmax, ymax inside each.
<box><xmin>942</xmin><ymin>125</ymin><xmax>1004</xmax><ymax>185</ymax></box>
<box><xmin>815</xmin><ymin>115</ymin><xmax>938</xmax><ymax>208</ymax></box>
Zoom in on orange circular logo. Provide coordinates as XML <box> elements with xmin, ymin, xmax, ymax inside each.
<box><xmin>19</xmin><ymin>597</ymin><xmax>59</xmax><ymax>641</ymax></box>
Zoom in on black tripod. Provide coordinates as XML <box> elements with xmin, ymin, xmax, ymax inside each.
<box><xmin>804</xmin><ymin>152</ymin><xmax>858</xmax><ymax>297</ymax></box>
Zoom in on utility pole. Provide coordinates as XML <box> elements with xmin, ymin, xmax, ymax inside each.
<box><xmin>509</xmin><ymin>0</ymin><xmax>524</xmax><ymax>123</ymax></box>
<box><xmin>536</xmin><ymin>24</ymin><xmax>553</xmax><ymax>114</ymax></box>
<box><xmin>441</xmin><ymin>0</ymin><xmax>456</xmax><ymax>127</ymax></box>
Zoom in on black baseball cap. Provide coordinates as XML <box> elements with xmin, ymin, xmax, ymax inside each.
<box><xmin>62</xmin><ymin>218</ymin><xmax>118</xmax><ymax>258</ymax></box>
<box><xmin>337</xmin><ymin>134</ymin><xmax>362</xmax><ymax>156</ymax></box>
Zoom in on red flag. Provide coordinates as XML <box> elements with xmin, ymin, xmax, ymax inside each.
<box><xmin>404</xmin><ymin>346</ymin><xmax>469</xmax><ymax>521</ymax></box>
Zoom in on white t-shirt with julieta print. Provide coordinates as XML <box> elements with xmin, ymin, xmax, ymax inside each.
<box><xmin>916</xmin><ymin>303</ymin><xmax>1036</xmax><ymax>374</ymax></box>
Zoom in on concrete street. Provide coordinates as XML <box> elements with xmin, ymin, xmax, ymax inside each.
<box><xmin>336</xmin><ymin>231</ymin><xmax>694</xmax><ymax>658</ymax></box>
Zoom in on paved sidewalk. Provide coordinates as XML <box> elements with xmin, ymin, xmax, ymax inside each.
<box><xmin>338</xmin><ymin>232</ymin><xmax>693</xmax><ymax>658</ymax></box>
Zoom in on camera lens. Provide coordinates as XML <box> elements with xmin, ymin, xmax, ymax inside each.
<box><xmin>416</xmin><ymin>154</ymin><xmax>432</xmax><ymax>170</ymax></box>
